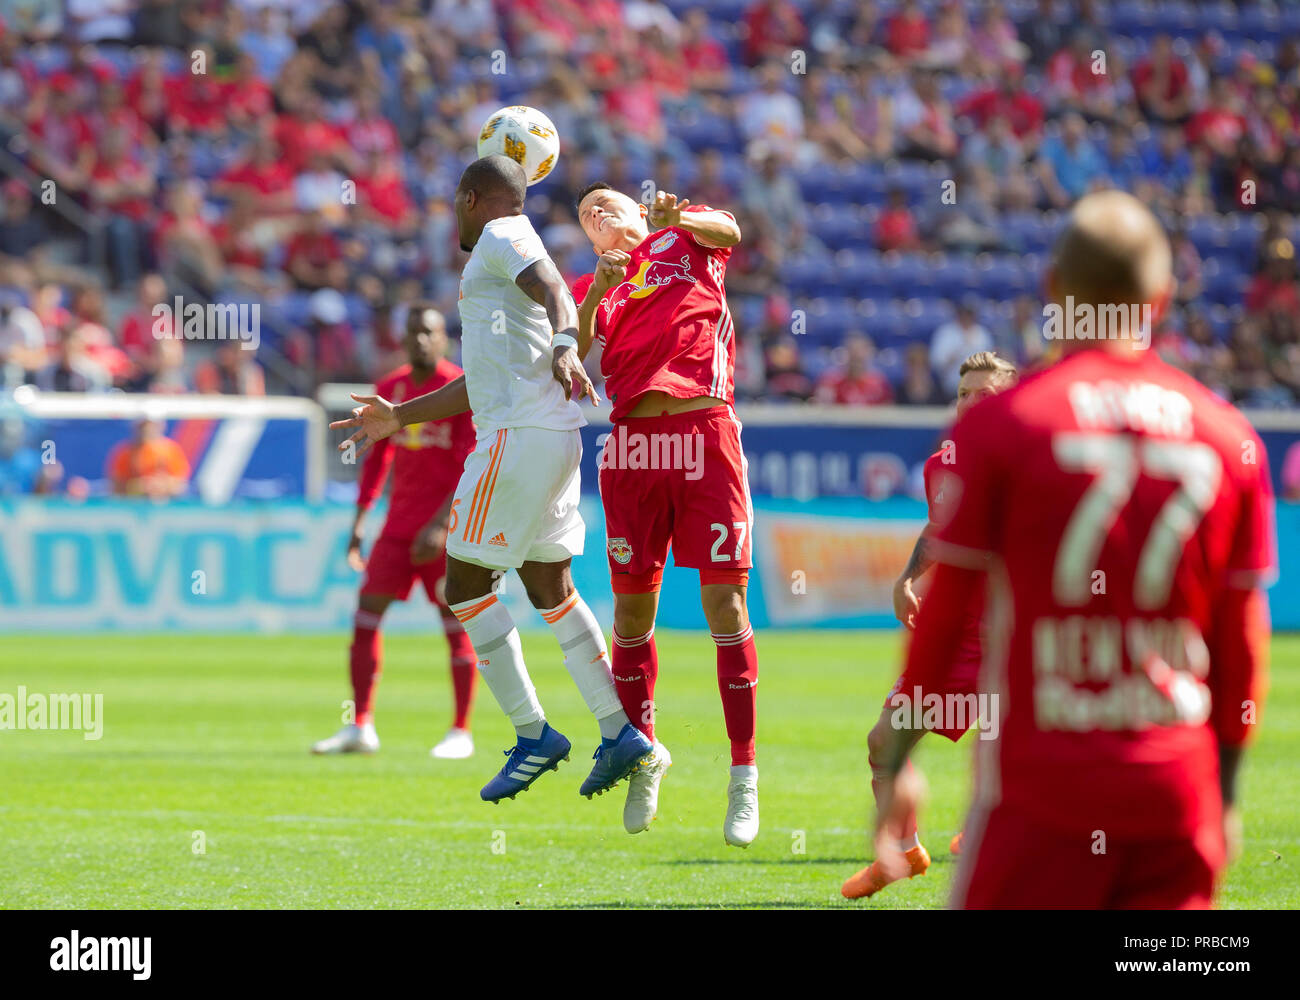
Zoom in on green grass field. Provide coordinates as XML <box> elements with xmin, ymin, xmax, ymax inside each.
<box><xmin>1</xmin><ymin>632</ymin><xmax>1295</xmax><ymax>909</ymax></box>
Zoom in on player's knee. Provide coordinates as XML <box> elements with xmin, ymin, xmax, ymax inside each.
<box><xmin>358</xmin><ymin>593</ymin><xmax>391</xmax><ymax>616</ymax></box>
<box><xmin>866</xmin><ymin>716</ymin><xmax>891</xmax><ymax>765</ymax></box>
<box><xmin>523</xmin><ymin>573</ymin><xmax>572</xmax><ymax>611</ymax></box>
<box><xmin>611</xmin><ymin>590</ymin><xmax>654</xmax><ymax>633</ymax></box>
<box><xmin>700</xmin><ymin>585</ymin><xmax>746</xmax><ymax>634</ymax></box>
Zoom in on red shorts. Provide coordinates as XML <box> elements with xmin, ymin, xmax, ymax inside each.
<box><xmin>598</xmin><ymin>406</ymin><xmax>752</xmax><ymax>587</ymax></box>
<box><xmin>361</xmin><ymin>532</ymin><xmax>448</xmax><ymax>605</ymax></box>
<box><xmin>885</xmin><ymin>625</ymin><xmax>982</xmax><ymax>742</ymax></box>
<box><xmin>954</xmin><ymin>802</ymin><xmax>1221</xmax><ymax>909</ymax></box>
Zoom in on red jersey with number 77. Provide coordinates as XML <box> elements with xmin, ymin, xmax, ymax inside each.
<box><xmin>570</xmin><ymin>204</ymin><xmax>736</xmax><ymax>421</ymax></box>
<box><xmin>913</xmin><ymin>348</ymin><xmax>1276</xmax><ymax>840</ymax></box>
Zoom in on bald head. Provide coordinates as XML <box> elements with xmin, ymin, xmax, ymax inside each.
<box><xmin>455</xmin><ymin>155</ymin><xmax>528</xmax><ymax>251</ymax></box>
<box><xmin>458</xmin><ymin>155</ymin><xmax>527</xmax><ymax>205</ymax></box>
<box><xmin>1050</xmin><ymin>190</ymin><xmax>1173</xmax><ymax>313</ymax></box>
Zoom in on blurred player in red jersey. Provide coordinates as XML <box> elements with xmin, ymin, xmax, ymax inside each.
<box><xmin>842</xmin><ymin>350</ymin><xmax>1017</xmax><ymax>900</ymax></box>
<box><xmin>311</xmin><ymin>305</ymin><xmax>478</xmax><ymax>759</ymax></box>
<box><xmin>572</xmin><ymin>182</ymin><xmax>760</xmax><ymax>846</ymax></box>
<box><xmin>854</xmin><ymin>190</ymin><xmax>1275</xmax><ymax>909</ymax></box>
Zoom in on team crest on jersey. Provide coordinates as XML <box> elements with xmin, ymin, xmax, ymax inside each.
<box><xmin>604</xmin><ymin>255</ymin><xmax>696</xmax><ymax>320</ymax></box>
<box><xmin>649</xmin><ymin>231</ymin><xmax>678</xmax><ymax>255</ymax></box>
<box><xmin>607</xmin><ymin>537</ymin><xmax>633</xmax><ymax>565</ymax></box>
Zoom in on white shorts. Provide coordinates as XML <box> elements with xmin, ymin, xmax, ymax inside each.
<box><xmin>445</xmin><ymin>426</ymin><xmax>585</xmax><ymax>570</ymax></box>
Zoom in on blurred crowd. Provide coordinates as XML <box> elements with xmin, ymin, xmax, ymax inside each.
<box><xmin>1</xmin><ymin>0</ymin><xmax>1299</xmax><ymax>412</ymax></box>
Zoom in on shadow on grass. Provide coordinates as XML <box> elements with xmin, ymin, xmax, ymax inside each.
<box><xmin>657</xmin><ymin>856</ymin><xmax>865</xmax><ymax>866</ymax></box>
<box><xmin>552</xmin><ymin>900</ymin><xmax>847</xmax><ymax>910</ymax></box>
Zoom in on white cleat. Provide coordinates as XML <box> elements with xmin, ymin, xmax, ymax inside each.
<box><xmin>430</xmin><ymin>727</ymin><xmax>474</xmax><ymax>759</ymax></box>
<box><xmin>623</xmin><ymin>741</ymin><xmax>672</xmax><ymax>834</ymax></box>
<box><xmin>724</xmin><ymin>764</ymin><xmax>759</xmax><ymax>847</ymax></box>
<box><xmin>310</xmin><ymin>723</ymin><xmax>379</xmax><ymax>755</ymax></box>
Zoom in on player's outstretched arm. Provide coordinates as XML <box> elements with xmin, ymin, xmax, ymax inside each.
<box><xmin>648</xmin><ymin>191</ymin><xmax>741</xmax><ymax>247</ymax></box>
<box><xmin>516</xmin><ymin>258</ymin><xmax>598</xmax><ymax>404</ymax></box>
<box><xmin>394</xmin><ymin>375</ymin><xmax>471</xmax><ymax>427</ymax></box>
<box><xmin>330</xmin><ymin>379</ymin><xmax>471</xmax><ymax>457</ymax></box>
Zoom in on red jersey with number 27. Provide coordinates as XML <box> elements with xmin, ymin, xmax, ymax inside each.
<box><xmin>571</xmin><ymin>205</ymin><xmax>736</xmax><ymax>420</ymax></box>
<box><xmin>356</xmin><ymin>360</ymin><xmax>475</xmax><ymax>539</ymax></box>
<box><xmin>914</xmin><ymin>348</ymin><xmax>1275</xmax><ymax>839</ymax></box>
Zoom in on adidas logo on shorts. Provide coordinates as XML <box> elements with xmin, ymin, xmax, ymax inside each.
<box><xmin>488</xmin><ymin>532</ymin><xmax>508</xmax><ymax>547</ymax></box>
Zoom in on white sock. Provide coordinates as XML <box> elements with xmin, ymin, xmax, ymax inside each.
<box><xmin>450</xmin><ymin>594</ymin><xmax>545</xmax><ymax>734</ymax></box>
<box><xmin>541</xmin><ymin>591</ymin><xmax>629</xmax><ymax>740</ymax></box>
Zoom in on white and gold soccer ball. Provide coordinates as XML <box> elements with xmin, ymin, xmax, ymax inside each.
<box><xmin>476</xmin><ymin>105</ymin><xmax>560</xmax><ymax>186</ymax></box>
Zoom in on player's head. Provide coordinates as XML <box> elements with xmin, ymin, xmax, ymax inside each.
<box><xmin>455</xmin><ymin>155</ymin><xmax>528</xmax><ymax>251</ymax></box>
<box><xmin>1047</xmin><ymin>190</ymin><xmax>1174</xmax><ymax>353</ymax></box>
<box><xmin>404</xmin><ymin>302</ymin><xmax>447</xmax><ymax>369</ymax></box>
<box><xmin>576</xmin><ymin>182</ymin><xmax>649</xmax><ymax>254</ymax></box>
<box><xmin>955</xmin><ymin>351</ymin><xmax>1017</xmax><ymax>419</ymax></box>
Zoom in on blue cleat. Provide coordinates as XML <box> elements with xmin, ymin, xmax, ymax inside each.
<box><xmin>579</xmin><ymin>724</ymin><xmax>654</xmax><ymax>799</ymax></box>
<box><xmin>480</xmin><ymin>724</ymin><xmax>571</xmax><ymax>803</ymax></box>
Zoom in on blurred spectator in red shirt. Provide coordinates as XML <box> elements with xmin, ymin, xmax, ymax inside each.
<box><xmin>886</xmin><ymin>0</ymin><xmax>930</xmax><ymax>61</ymax></box>
<box><xmin>875</xmin><ymin>188</ymin><xmax>921</xmax><ymax>252</ymax></box>
<box><xmin>285</xmin><ymin>210</ymin><xmax>346</xmax><ymax>291</ymax></box>
<box><xmin>355</xmin><ymin>150</ymin><xmax>417</xmax><ymax>235</ymax></box>
<box><xmin>1133</xmin><ymin>34</ymin><xmax>1192</xmax><ymax>123</ymax></box>
<box><xmin>815</xmin><ymin>334</ymin><xmax>895</xmax><ymax>405</ymax></box>
<box><xmin>742</xmin><ymin>0</ymin><xmax>807</xmax><ymax>67</ymax></box>
<box><xmin>1185</xmin><ymin>77</ymin><xmax>1248</xmax><ymax>157</ymax></box>
<box><xmin>155</xmin><ymin>181</ymin><xmax>224</xmax><ymax>297</ymax></box>
<box><xmin>1246</xmin><ymin>239</ymin><xmax>1300</xmax><ymax>315</ymax></box>
<box><xmin>958</xmin><ymin>64</ymin><xmax>1044</xmax><ymax>143</ymax></box>
<box><xmin>118</xmin><ymin>273</ymin><xmax>172</xmax><ymax>365</ymax></box>
<box><xmin>682</xmin><ymin>7</ymin><xmax>730</xmax><ymax>92</ymax></box>
<box><xmin>214</xmin><ymin>134</ymin><xmax>296</xmax><ymax>215</ymax></box>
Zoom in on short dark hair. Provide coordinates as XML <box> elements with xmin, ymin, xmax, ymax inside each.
<box><xmin>576</xmin><ymin>181</ymin><xmax>615</xmax><ymax>213</ymax></box>
<box><xmin>406</xmin><ymin>301</ymin><xmax>445</xmax><ymax>334</ymax></box>
<box><xmin>458</xmin><ymin>155</ymin><xmax>527</xmax><ymax>204</ymax></box>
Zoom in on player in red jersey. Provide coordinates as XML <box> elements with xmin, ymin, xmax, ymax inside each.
<box><xmin>842</xmin><ymin>350</ymin><xmax>1017</xmax><ymax>900</ymax></box>
<box><xmin>572</xmin><ymin>182</ymin><xmax>760</xmax><ymax>845</ymax></box>
<box><xmin>311</xmin><ymin>305</ymin><xmax>479</xmax><ymax>759</ymax></box>
<box><xmin>856</xmin><ymin>191</ymin><xmax>1274</xmax><ymax>909</ymax></box>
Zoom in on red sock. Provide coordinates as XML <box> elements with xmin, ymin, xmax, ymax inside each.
<box><xmin>870</xmin><ymin>757</ymin><xmax>919</xmax><ymax>844</ymax></box>
<box><xmin>443</xmin><ymin>612</ymin><xmax>477</xmax><ymax>730</ymax></box>
<box><xmin>713</xmin><ymin>625</ymin><xmax>758</xmax><ymax>766</ymax></box>
<box><xmin>612</xmin><ymin>627</ymin><xmax>658</xmax><ymax>740</ymax></box>
<box><xmin>350</xmin><ymin>609</ymin><xmax>383</xmax><ymax>727</ymax></box>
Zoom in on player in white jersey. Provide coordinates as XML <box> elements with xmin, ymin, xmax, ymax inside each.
<box><xmin>333</xmin><ymin>156</ymin><xmax>653</xmax><ymax>805</ymax></box>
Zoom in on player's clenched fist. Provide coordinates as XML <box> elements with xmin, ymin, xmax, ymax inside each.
<box><xmin>593</xmin><ymin>249</ymin><xmax>631</xmax><ymax>293</ymax></box>
<box><xmin>331</xmin><ymin>392</ymin><xmax>400</xmax><ymax>458</ymax></box>
<box><xmin>648</xmin><ymin>190</ymin><xmax>689</xmax><ymax>230</ymax></box>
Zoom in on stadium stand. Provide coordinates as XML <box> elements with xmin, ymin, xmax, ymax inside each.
<box><xmin>1</xmin><ymin>0</ymin><xmax>1299</xmax><ymax>418</ymax></box>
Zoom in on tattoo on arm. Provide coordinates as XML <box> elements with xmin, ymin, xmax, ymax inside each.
<box><xmin>900</xmin><ymin>532</ymin><xmax>936</xmax><ymax>582</ymax></box>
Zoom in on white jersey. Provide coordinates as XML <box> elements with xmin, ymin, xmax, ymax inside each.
<box><xmin>457</xmin><ymin>215</ymin><xmax>585</xmax><ymax>437</ymax></box>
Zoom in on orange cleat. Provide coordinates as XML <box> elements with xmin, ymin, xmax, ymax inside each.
<box><xmin>950</xmin><ymin>832</ymin><xmax>964</xmax><ymax>856</ymax></box>
<box><xmin>841</xmin><ymin>845</ymin><xmax>931</xmax><ymax>899</ymax></box>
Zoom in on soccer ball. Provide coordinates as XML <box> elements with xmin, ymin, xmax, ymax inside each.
<box><xmin>476</xmin><ymin>105</ymin><xmax>560</xmax><ymax>186</ymax></box>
